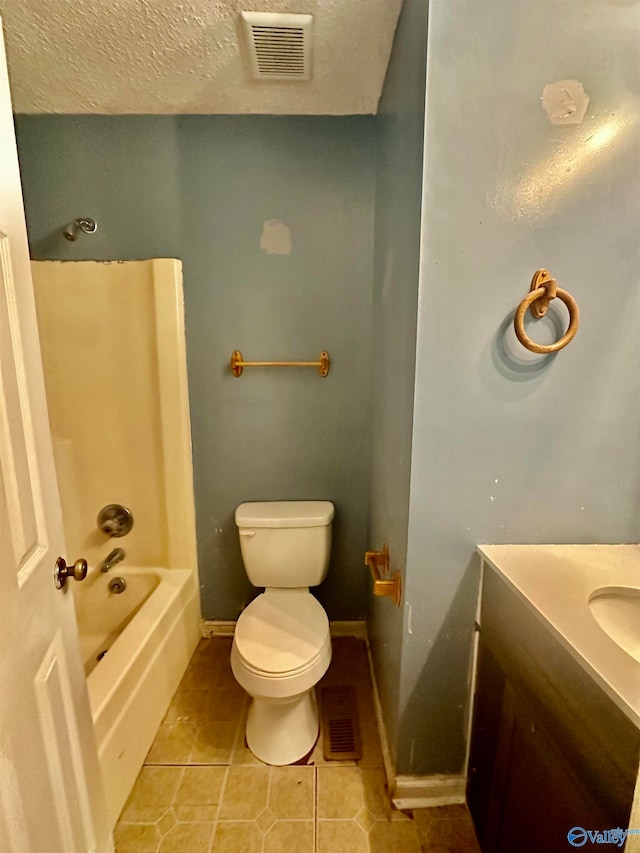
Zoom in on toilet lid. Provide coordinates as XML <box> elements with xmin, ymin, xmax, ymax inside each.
<box><xmin>235</xmin><ymin>591</ymin><xmax>329</xmax><ymax>675</ymax></box>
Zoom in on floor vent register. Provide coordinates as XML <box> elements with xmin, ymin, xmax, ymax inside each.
<box><xmin>320</xmin><ymin>685</ymin><xmax>362</xmax><ymax>761</ymax></box>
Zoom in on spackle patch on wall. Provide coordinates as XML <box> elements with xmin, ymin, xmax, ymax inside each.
<box><xmin>260</xmin><ymin>220</ymin><xmax>292</xmax><ymax>255</ymax></box>
<box><xmin>541</xmin><ymin>80</ymin><xmax>589</xmax><ymax>125</ymax></box>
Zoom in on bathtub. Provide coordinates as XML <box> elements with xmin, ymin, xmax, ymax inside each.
<box><xmin>74</xmin><ymin>567</ymin><xmax>200</xmax><ymax>828</ymax></box>
<box><xmin>76</xmin><ymin>570</ymin><xmax>161</xmax><ymax>676</ymax></box>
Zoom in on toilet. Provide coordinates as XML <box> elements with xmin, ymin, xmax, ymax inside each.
<box><xmin>230</xmin><ymin>500</ymin><xmax>334</xmax><ymax>765</ymax></box>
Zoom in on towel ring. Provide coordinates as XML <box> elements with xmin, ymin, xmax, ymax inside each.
<box><xmin>514</xmin><ymin>269</ymin><xmax>580</xmax><ymax>354</ymax></box>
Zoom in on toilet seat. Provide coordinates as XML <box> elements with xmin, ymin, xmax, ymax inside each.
<box><xmin>234</xmin><ymin>590</ymin><xmax>329</xmax><ymax>677</ymax></box>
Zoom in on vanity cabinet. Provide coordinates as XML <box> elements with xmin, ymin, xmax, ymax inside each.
<box><xmin>468</xmin><ymin>569</ymin><xmax>640</xmax><ymax>853</ymax></box>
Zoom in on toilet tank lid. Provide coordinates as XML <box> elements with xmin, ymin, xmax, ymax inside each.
<box><xmin>235</xmin><ymin>501</ymin><xmax>335</xmax><ymax>528</ymax></box>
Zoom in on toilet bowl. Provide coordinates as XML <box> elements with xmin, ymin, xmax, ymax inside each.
<box><xmin>231</xmin><ymin>588</ymin><xmax>331</xmax><ymax>764</ymax></box>
<box><xmin>230</xmin><ymin>500</ymin><xmax>334</xmax><ymax>765</ymax></box>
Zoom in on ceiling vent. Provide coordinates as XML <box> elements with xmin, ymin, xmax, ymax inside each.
<box><xmin>241</xmin><ymin>12</ymin><xmax>313</xmax><ymax>81</ymax></box>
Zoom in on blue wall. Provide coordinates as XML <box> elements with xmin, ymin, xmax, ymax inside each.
<box><xmin>399</xmin><ymin>0</ymin><xmax>640</xmax><ymax>775</ymax></box>
<box><xmin>17</xmin><ymin>0</ymin><xmax>639</xmax><ymax>780</ymax></box>
<box><xmin>15</xmin><ymin>114</ymin><xmax>376</xmax><ymax>620</ymax></box>
<box><xmin>367</xmin><ymin>0</ymin><xmax>428</xmax><ymax>770</ymax></box>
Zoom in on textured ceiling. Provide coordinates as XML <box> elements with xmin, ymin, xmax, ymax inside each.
<box><xmin>0</xmin><ymin>0</ymin><xmax>403</xmax><ymax>114</ymax></box>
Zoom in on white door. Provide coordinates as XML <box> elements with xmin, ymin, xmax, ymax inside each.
<box><xmin>0</xmin><ymin>22</ymin><xmax>112</xmax><ymax>853</ymax></box>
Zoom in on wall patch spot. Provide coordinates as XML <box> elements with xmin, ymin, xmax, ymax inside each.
<box><xmin>260</xmin><ymin>220</ymin><xmax>292</xmax><ymax>255</ymax></box>
<box><xmin>541</xmin><ymin>80</ymin><xmax>589</xmax><ymax>125</ymax></box>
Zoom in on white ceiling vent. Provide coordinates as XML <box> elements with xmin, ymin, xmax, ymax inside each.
<box><xmin>241</xmin><ymin>12</ymin><xmax>313</xmax><ymax>81</ymax></box>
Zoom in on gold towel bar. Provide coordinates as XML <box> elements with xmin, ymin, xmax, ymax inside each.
<box><xmin>514</xmin><ymin>269</ymin><xmax>580</xmax><ymax>354</ymax></box>
<box><xmin>365</xmin><ymin>546</ymin><xmax>402</xmax><ymax>607</ymax></box>
<box><xmin>230</xmin><ymin>350</ymin><xmax>330</xmax><ymax>377</ymax></box>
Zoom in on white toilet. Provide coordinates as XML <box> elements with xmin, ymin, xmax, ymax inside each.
<box><xmin>230</xmin><ymin>500</ymin><xmax>334</xmax><ymax>765</ymax></box>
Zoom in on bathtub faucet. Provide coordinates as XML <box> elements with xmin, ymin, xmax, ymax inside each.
<box><xmin>99</xmin><ymin>548</ymin><xmax>125</xmax><ymax>573</ymax></box>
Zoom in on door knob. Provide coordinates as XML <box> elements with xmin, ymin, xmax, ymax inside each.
<box><xmin>54</xmin><ymin>557</ymin><xmax>88</xmax><ymax>589</ymax></box>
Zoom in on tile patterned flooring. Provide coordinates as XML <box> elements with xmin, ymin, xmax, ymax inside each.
<box><xmin>115</xmin><ymin>637</ymin><xmax>481</xmax><ymax>853</ymax></box>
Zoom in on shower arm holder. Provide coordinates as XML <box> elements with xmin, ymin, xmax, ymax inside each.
<box><xmin>365</xmin><ymin>545</ymin><xmax>402</xmax><ymax>607</ymax></box>
<box><xmin>63</xmin><ymin>217</ymin><xmax>97</xmax><ymax>242</ymax></box>
<box><xmin>513</xmin><ymin>269</ymin><xmax>580</xmax><ymax>354</ymax></box>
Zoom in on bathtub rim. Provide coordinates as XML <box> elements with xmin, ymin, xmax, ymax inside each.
<box><xmin>86</xmin><ymin>563</ymin><xmax>200</xmax><ymax>827</ymax></box>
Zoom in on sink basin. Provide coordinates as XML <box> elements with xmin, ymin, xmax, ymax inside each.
<box><xmin>589</xmin><ymin>586</ymin><xmax>640</xmax><ymax>664</ymax></box>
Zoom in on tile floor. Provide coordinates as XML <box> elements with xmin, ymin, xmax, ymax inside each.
<box><xmin>115</xmin><ymin>637</ymin><xmax>481</xmax><ymax>853</ymax></box>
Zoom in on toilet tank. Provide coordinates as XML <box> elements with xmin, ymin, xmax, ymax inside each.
<box><xmin>235</xmin><ymin>501</ymin><xmax>335</xmax><ymax>588</ymax></box>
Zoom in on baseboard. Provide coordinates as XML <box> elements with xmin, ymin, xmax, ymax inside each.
<box><xmin>329</xmin><ymin>620</ymin><xmax>368</xmax><ymax>639</ymax></box>
<box><xmin>201</xmin><ymin>620</ymin><xmax>235</xmax><ymax>637</ymax></box>
<box><xmin>364</xmin><ymin>626</ymin><xmax>467</xmax><ymax>811</ymax></box>
<box><xmin>201</xmin><ymin>619</ymin><xmax>368</xmax><ymax>639</ymax></box>
<box><xmin>391</xmin><ymin>774</ymin><xmax>467</xmax><ymax>810</ymax></box>
<box><xmin>365</xmin><ymin>636</ymin><xmax>396</xmax><ymax>791</ymax></box>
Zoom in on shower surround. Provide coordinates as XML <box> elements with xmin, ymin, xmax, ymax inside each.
<box><xmin>32</xmin><ymin>259</ymin><xmax>201</xmax><ymax>827</ymax></box>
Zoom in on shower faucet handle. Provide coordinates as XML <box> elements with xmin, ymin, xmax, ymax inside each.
<box><xmin>97</xmin><ymin>504</ymin><xmax>134</xmax><ymax>538</ymax></box>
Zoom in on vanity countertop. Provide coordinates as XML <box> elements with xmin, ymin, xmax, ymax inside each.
<box><xmin>477</xmin><ymin>544</ymin><xmax>640</xmax><ymax>729</ymax></box>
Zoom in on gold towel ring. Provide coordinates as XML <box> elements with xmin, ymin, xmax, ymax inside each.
<box><xmin>514</xmin><ymin>269</ymin><xmax>580</xmax><ymax>354</ymax></box>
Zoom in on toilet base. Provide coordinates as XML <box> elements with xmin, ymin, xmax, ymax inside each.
<box><xmin>245</xmin><ymin>689</ymin><xmax>319</xmax><ymax>766</ymax></box>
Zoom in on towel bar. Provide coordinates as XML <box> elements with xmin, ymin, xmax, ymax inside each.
<box><xmin>230</xmin><ymin>350</ymin><xmax>330</xmax><ymax>377</ymax></box>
